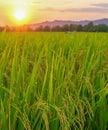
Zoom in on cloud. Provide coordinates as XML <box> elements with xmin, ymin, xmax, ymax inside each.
<box><xmin>37</xmin><ymin>7</ymin><xmax>108</xmax><ymax>13</ymax></box>
<box><xmin>91</xmin><ymin>3</ymin><xmax>108</xmax><ymax>8</ymax></box>
<box><xmin>32</xmin><ymin>1</ymin><xmax>42</xmax><ymax>4</ymax></box>
<box><xmin>65</xmin><ymin>8</ymin><xmax>108</xmax><ymax>13</ymax></box>
<box><xmin>37</xmin><ymin>7</ymin><xmax>64</xmax><ymax>12</ymax></box>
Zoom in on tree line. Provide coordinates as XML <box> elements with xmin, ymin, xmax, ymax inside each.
<box><xmin>0</xmin><ymin>22</ymin><xmax>108</xmax><ymax>32</ymax></box>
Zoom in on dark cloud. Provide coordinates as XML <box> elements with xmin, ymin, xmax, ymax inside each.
<box><xmin>91</xmin><ymin>3</ymin><xmax>108</xmax><ymax>8</ymax></box>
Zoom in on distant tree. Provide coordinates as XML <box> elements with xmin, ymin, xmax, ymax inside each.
<box><xmin>51</xmin><ymin>25</ymin><xmax>61</xmax><ymax>32</ymax></box>
<box><xmin>4</xmin><ymin>25</ymin><xmax>10</xmax><ymax>32</ymax></box>
<box><xmin>25</xmin><ymin>26</ymin><xmax>33</xmax><ymax>32</ymax></box>
<box><xmin>0</xmin><ymin>26</ymin><xmax>4</xmax><ymax>32</ymax></box>
<box><xmin>62</xmin><ymin>24</ymin><xmax>70</xmax><ymax>31</ymax></box>
<box><xmin>1</xmin><ymin>22</ymin><xmax>108</xmax><ymax>32</ymax></box>
<box><xmin>76</xmin><ymin>24</ymin><xmax>83</xmax><ymax>32</ymax></box>
<box><xmin>36</xmin><ymin>25</ymin><xmax>43</xmax><ymax>32</ymax></box>
<box><xmin>43</xmin><ymin>26</ymin><xmax>51</xmax><ymax>32</ymax></box>
<box><xmin>83</xmin><ymin>22</ymin><xmax>94</xmax><ymax>32</ymax></box>
<box><xmin>70</xmin><ymin>24</ymin><xmax>78</xmax><ymax>31</ymax></box>
<box><xmin>94</xmin><ymin>24</ymin><xmax>108</xmax><ymax>32</ymax></box>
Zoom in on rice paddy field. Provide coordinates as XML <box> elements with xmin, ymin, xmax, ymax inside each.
<box><xmin>0</xmin><ymin>32</ymin><xmax>108</xmax><ymax>130</ymax></box>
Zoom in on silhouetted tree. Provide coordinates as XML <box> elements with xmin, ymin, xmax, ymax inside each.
<box><xmin>43</xmin><ymin>26</ymin><xmax>51</xmax><ymax>32</ymax></box>
<box><xmin>4</xmin><ymin>25</ymin><xmax>10</xmax><ymax>32</ymax></box>
<box><xmin>36</xmin><ymin>25</ymin><xmax>43</xmax><ymax>32</ymax></box>
<box><xmin>0</xmin><ymin>26</ymin><xmax>4</xmax><ymax>32</ymax></box>
<box><xmin>51</xmin><ymin>25</ymin><xmax>61</xmax><ymax>32</ymax></box>
<box><xmin>62</xmin><ymin>24</ymin><xmax>70</xmax><ymax>31</ymax></box>
<box><xmin>1</xmin><ymin>22</ymin><xmax>108</xmax><ymax>32</ymax></box>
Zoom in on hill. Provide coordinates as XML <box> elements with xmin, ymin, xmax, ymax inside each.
<box><xmin>29</xmin><ymin>18</ymin><xmax>108</xmax><ymax>29</ymax></box>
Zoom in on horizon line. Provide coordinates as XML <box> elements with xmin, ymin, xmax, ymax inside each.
<box><xmin>0</xmin><ymin>17</ymin><xmax>108</xmax><ymax>27</ymax></box>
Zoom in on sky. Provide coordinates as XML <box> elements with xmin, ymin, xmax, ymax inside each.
<box><xmin>0</xmin><ymin>0</ymin><xmax>108</xmax><ymax>25</ymax></box>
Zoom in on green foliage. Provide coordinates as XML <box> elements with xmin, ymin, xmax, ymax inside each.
<box><xmin>94</xmin><ymin>24</ymin><xmax>108</xmax><ymax>32</ymax></box>
<box><xmin>83</xmin><ymin>22</ymin><xmax>94</xmax><ymax>32</ymax></box>
<box><xmin>0</xmin><ymin>32</ymin><xmax>108</xmax><ymax>130</ymax></box>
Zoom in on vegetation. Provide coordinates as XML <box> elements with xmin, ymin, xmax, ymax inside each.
<box><xmin>1</xmin><ymin>22</ymin><xmax>108</xmax><ymax>32</ymax></box>
<box><xmin>0</xmin><ymin>32</ymin><xmax>108</xmax><ymax>130</ymax></box>
<box><xmin>36</xmin><ymin>22</ymin><xmax>108</xmax><ymax>32</ymax></box>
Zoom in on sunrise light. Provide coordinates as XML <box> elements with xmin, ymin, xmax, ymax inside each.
<box><xmin>14</xmin><ymin>9</ymin><xmax>26</xmax><ymax>21</ymax></box>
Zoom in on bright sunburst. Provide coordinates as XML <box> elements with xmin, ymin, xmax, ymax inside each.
<box><xmin>14</xmin><ymin>9</ymin><xmax>26</xmax><ymax>21</ymax></box>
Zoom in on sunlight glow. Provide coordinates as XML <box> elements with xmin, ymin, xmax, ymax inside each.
<box><xmin>14</xmin><ymin>9</ymin><xmax>26</xmax><ymax>21</ymax></box>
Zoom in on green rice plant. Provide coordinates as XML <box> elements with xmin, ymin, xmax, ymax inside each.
<box><xmin>0</xmin><ymin>32</ymin><xmax>108</xmax><ymax>130</ymax></box>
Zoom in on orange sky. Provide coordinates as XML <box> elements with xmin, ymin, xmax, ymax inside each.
<box><xmin>0</xmin><ymin>0</ymin><xmax>108</xmax><ymax>26</ymax></box>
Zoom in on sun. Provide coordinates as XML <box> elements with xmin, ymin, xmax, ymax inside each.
<box><xmin>14</xmin><ymin>9</ymin><xmax>26</xmax><ymax>21</ymax></box>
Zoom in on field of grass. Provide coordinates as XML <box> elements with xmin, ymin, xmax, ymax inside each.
<box><xmin>0</xmin><ymin>32</ymin><xmax>108</xmax><ymax>130</ymax></box>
